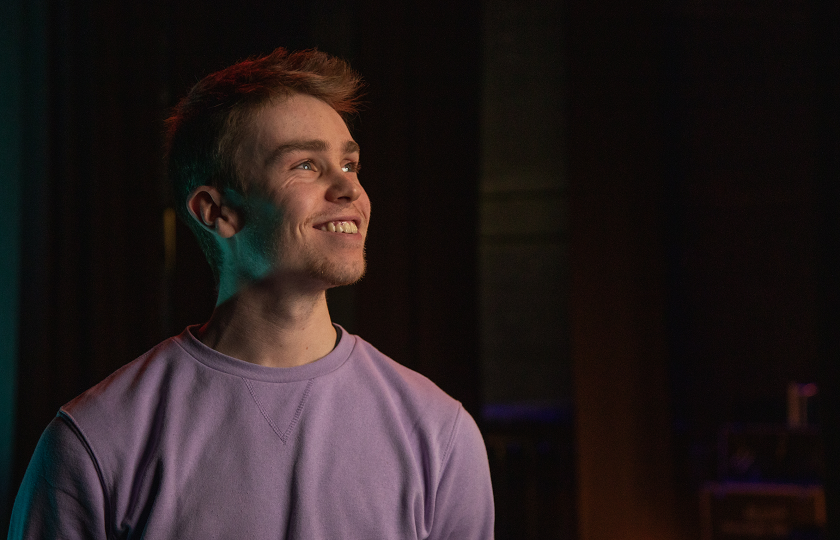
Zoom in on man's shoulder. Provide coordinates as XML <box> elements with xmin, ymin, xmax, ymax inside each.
<box><xmin>347</xmin><ymin>333</ymin><xmax>450</xmax><ymax>390</ymax></box>
<box><xmin>343</xmin><ymin>332</ymin><xmax>464</xmax><ymax>422</ymax></box>
<box><xmin>60</xmin><ymin>331</ymin><xmax>194</xmax><ymax>426</ymax></box>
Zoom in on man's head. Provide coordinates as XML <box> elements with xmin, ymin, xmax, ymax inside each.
<box><xmin>164</xmin><ymin>48</ymin><xmax>365</xmax><ymax>287</ymax></box>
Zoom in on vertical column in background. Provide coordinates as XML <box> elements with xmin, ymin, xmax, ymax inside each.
<box><xmin>480</xmin><ymin>2</ymin><xmax>572</xmax><ymax>537</ymax></box>
<box><xmin>0</xmin><ymin>0</ymin><xmax>22</xmax><ymax>524</ymax></box>
<box><xmin>480</xmin><ymin>0</ymin><xmax>569</xmax><ymax>421</ymax></box>
<box><xmin>0</xmin><ymin>0</ymin><xmax>47</xmax><ymax>526</ymax></box>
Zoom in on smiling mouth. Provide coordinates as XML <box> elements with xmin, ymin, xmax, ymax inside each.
<box><xmin>318</xmin><ymin>220</ymin><xmax>359</xmax><ymax>234</ymax></box>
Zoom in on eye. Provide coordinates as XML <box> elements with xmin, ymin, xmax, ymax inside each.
<box><xmin>295</xmin><ymin>160</ymin><xmax>315</xmax><ymax>171</ymax></box>
<box><xmin>342</xmin><ymin>161</ymin><xmax>361</xmax><ymax>173</ymax></box>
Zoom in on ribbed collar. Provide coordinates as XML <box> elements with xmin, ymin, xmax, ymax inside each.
<box><xmin>174</xmin><ymin>324</ymin><xmax>355</xmax><ymax>383</ymax></box>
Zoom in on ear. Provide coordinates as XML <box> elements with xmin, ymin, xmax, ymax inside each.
<box><xmin>186</xmin><ymin>186</ymin><xmax>242</xmax><ymax>239</ymax></box>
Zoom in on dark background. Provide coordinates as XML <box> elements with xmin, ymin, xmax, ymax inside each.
<box><xmin>2</xmin><ymin>0</ymin><xmax>839</xmax><ymax>538</ymax></box>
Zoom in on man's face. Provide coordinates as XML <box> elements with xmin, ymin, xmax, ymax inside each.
<box><xmin>232</xmin><ymin>93</ymin><xmax>370</xmax><ymax>290</ymax></box>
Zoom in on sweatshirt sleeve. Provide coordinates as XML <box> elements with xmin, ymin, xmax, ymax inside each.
<box><xmin>428</xmin><ymin>407</ymin><xmax>495</xmax><ymax>540</ymax></box>
<box><xmin>8</xmin><ymin>415</ymin><xmax>108</xmax><ymax>540</ymax></box>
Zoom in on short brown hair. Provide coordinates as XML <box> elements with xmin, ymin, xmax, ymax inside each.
<box><xmin>164</xmin><ymin>47</ymin><xmax>364</xmax><ymax>282</ymax></box>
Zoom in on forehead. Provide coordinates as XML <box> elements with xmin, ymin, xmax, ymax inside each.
<box><xmin>242</xmin><ymin>93</ymin><xmax>354</xmax><ymax>150</ymax></box>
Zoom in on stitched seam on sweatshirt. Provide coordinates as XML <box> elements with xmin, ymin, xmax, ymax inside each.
<box><xmin>242</xmin><ymin>378</ymin><xmax>287</xmax><ymax>443</ymax></box>
<box><xmin>282</xmin><ymin>379</ymin><xmax>314</xmax><ymax>442</ymax></box>
<box><xmin>58</xmin><ymin>410</ymin><xmax>115</xmax><ymax>537</ymax></box>
<box><xmin>439</xmin><ymin>406</ymin><xmax>463</xmax><ymax>481</ymax></box>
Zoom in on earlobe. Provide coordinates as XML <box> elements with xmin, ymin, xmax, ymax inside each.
<box><xmin>186</xmin><ymin>186</ymin><xmax>241</xmax><ymax>238</ymax></box>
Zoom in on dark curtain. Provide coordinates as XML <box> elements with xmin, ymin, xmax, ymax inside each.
<box><xmin>9</xmin><ymin>0</ymin><xmax>482</xmax><ymax>529</ymax></box>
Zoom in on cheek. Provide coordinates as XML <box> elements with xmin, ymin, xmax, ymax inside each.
<box><xmin>278</xmin><ymin>198</ymin><xmax>317</xmax><ymax>235</ymax></box>
<box><xmin>358</xmin><ymin>190</ymin><xmax>372</xmax><ymax>216</ymax></box>
<box><xmin>247</xmin><ymin>197</ymin><xmax>285</xmax><ymax>228</ymax></box>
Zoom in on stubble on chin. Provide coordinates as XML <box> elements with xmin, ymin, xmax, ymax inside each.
<box><xmin>304</xmin><ymin>245</ymin><xmax>367</xmax><ymax>288</ymax></box>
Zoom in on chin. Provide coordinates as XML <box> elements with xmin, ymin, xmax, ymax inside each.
<box><xmin>310</xmin><ymin>257</ymin><xmax>367</xmax><ymax>288</ymax></box>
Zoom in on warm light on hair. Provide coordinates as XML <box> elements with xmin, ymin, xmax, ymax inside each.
<box><xmin>164</xmin><ymin>48</ymin><xmax>364</xmax><ymax>282</ymax></box>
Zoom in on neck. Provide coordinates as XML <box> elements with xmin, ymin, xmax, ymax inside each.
<box><xmin>197</xmin><ymin>279</ymin><xmax>337</xmax><ymax>368</ymax></box>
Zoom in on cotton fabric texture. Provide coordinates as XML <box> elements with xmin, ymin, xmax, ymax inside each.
<box><xmin>9</xmin><ymin>326</ymin><xmax>494</xmax><ymax>539</ymax></box>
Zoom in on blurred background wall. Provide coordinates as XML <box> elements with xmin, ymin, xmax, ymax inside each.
<box><xmin>2</xmin><ymin>0</ymin><xmax>839</xmax><ymax>538</ymax></box>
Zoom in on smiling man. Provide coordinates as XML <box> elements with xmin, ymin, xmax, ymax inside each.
<box><xmin>9</xmin><ymin>49</ymin><xmax>494</xmax><ymax>539</ymax></box>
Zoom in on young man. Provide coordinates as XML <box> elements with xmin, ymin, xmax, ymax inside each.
<box><xmin>9</xmin><ymin>48</ymin><xmax>494</xmax><ymax>539</ymax></box>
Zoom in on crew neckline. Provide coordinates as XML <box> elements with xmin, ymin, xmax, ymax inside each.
<box><xmin>174</xmin><ymin>324</ymin><xmax>355</xmax><ymax>383</ymax></box>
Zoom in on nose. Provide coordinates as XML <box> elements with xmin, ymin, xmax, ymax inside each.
<box><xmin>325</xmin><ymin>169</ymin><xmax>362</xmax><ymax>203</ymax></box>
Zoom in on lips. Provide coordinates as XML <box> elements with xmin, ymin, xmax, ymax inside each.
<box><xmin>316</xmin><ymin>220</ymin><xmax>359</xmax><ymax>234</ymax></box>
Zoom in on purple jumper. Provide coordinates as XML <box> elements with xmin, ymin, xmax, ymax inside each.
<box><xmin>9</xmin><ymin>326</ymin><xmax>494</xmax><ymax>539</ymax></box>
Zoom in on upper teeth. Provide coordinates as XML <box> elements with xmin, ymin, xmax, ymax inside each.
<box><xmin>320</xmin><ymin>221</ymin><xmax>358</xmax><ymax>234</ymax></box>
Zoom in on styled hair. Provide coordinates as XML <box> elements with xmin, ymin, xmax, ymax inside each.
<box><xmin>164</xmin><ymin>47</ymin><xmax>364</xmax><ymax>282</ymax></box>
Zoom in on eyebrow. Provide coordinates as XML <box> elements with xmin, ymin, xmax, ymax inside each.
<box><xmin>265</xmin><ymin>139</ymin><xmax>360</xmax><ymax>166</ymax></box>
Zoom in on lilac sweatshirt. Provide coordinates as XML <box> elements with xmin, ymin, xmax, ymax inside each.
<box><xmin>9</xmin><ymin>326</ymin><xmax>494</xmax><ymax>539</ymax></box>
